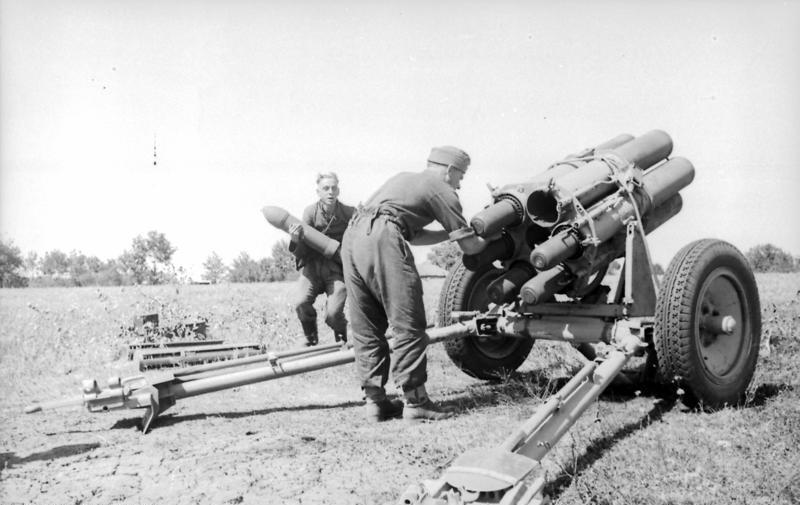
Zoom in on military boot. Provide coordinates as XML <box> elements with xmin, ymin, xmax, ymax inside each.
<box><xmin>363</xmin><ymin>387</ymin><xmax>403</xmax><ymax>422</ymax></box>
<box><xmin>300</xmin><ymin>318</ymin><xmax>318</xmax><ymax>347</ymax></box>
<box><xmin>304</xmin><ymin>333</ymin><xmax>319</xmax><ymax>347</ymax></box>
<box><xmin>334</xmin><ymin>329</ymin><xmax>347</xmax><ymax>344</ymax></box>
<box><xmin>402</xmin><ymin>385</ymin><xmax>455</xmax><ymax>423</ymax></box>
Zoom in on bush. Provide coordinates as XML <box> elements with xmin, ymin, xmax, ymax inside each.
<box><xmin>745</xmin><ymin>243</ymin><xmax>798</xmax><ymax>273</ymax></box>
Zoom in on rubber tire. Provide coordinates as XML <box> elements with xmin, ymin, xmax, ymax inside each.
<box><xmin>654</xmin><ymin>239</ymin><xmax>761</xmax><ymax>408</ymax></box>
<box><xmin>438</xmin><ymin>259</ymin><xmax>534</xmax><ymax>380</ymax></box>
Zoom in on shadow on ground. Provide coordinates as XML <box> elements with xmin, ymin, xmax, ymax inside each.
<box><xmin>109</xmin><ymin>400</ymin><xmax>362</xmax><ymax>431</ymax></box>
<box><xmin>544</xmin><ymin>394</ymin><xmax>678</xmax><ymax>500</ymax></box>
<box><xmin>0</xmin><ymin>442</ymin><xmax>100</xmax><ymax>474</ymax></box>
<box><xmin>747</xmin><ymin>383</ymin><xmax>793</xmax><ymax>407</ymax></box>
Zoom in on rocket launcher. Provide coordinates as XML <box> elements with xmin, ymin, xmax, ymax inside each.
<box><xmin>457</xmin><ymin>130</ymin><xmax>692</xmax><ymax>310</ymax></box>
<box><xmin>392</xmin><ymin>131</ymin><xmax>760</xmax><ymax>504</ymax></box>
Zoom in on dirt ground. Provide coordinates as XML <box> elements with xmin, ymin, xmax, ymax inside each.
<box><xmin>2</xmin><ymin>277</ymin><xmax>799</xmax><ymax>505</ymax></box>
<box><xmin>1</xmin><ymin>354</ymin><xmax>457</xmax><ymax>505</ymax></box>
<box><xmin>2</xmin><ymin>322</ymin><xmax>531</xmax><ymax>505</ymax></box>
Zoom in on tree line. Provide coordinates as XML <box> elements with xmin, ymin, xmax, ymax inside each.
<box><xmin>0</xmin><ymin>232</ymin><xmax>298</xmax><ymax>288</ymax></box>
<box><xmin>199</xmin><ymin>242</ymin><xmax>296</xmax><ymax>284</ymax></box>
<box><xmin>1</xmin><ymin>235</ymin><xmax>797</xmax><ymax>289</ymax></box>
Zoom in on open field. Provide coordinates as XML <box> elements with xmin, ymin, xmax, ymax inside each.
<box><xmin>1</xmin><ymin>273</ymin><xmax>798</xmax><ymax>504</ymax></box>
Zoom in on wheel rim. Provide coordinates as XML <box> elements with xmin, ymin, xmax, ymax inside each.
<box><xmin>466</xmin><ymin>268</ymin><xmax>522</xmax><ymax>360</ymax></box>
<box><xmin>695</xmin><ymin>266</ymin><xmax>750</xmax><ymax>378</ymax></box>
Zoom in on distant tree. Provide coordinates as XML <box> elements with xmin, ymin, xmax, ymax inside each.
<box><xmin>745</xmin><ymin>243</ymin><xmax>798</xmax><ymax>273</ymax></box>
<box><xmin>652</xmin><ymin>263</ymin><xmax>665</xmax><ymax>276</ymax></box>
<box><xmin>259</xmin><ymin>257</ymin><xmax>278</xmax><ymax>281</ymax></box>
<box><xmin>202</xmin><ymin>252</ymin><xmax>228</xmax><ymax>284</ymax></box>
<box><xmin>427</xmin><ymin>241</ymin><xmax>462</xmax><ymax>272</ymax></box>
<box><xmin>66</xmin><ymin>251</ymin><xmax>104</xmax><ymax>286</ymax></box>
<box><xmin>41</xmin><ymin>249</ymin><xmax>70</xmax><ymax>276</ymax></box>
<box><xmin>95</xmin><ymin>259</ymin><xmax>126</xmax><ymax>286</ymax></box>
<box><xmin>270</xmin><ymin>240</ymin><xmax>296</xmax><ymax>281</ymax></box>
<box><xmin>23</xmin><ymin>251</ymin><xmax>40</xmax><ymax>278</ymax></box>
<box><xmin>0</xmin><ymin>239</ymin><xmax>27</xmax><ymax>287</ymax></box>
<box><xmin>228</xmin><ymin>252</ymin><xmax>262</xmax><ymax>283</ymax></box>
<box><xmin>120</xmin><ymin>231</ymin><xmax>177</xmax><ymax>284</ymax></box>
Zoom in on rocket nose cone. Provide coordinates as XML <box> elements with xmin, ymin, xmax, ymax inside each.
<box><xmin>261</xmin><ymin>206</ymin><xmax>289</xmax><ymax>227</ymax></box>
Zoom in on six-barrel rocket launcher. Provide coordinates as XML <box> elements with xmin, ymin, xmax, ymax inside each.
<box><xmin>451</xmin><ymin>130</ymin><xmax>694</xmax><ymax>308</ymax></box>
<box><xmin>393</xmin><ymin>131</ymin><xmax>761</xmax><ymax>505</ymax></box>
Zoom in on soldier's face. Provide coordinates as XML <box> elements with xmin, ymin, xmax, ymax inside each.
<box><xmin>317</xmin><ymin>177</ymin><xmax>340</xmax><ymax>205</ymax></box>
<box><xmin>445</xmin><ymin>167</ymin><xmax>465</xmax><ymax>190</ymax></box>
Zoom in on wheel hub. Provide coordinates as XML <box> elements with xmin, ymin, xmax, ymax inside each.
<box><xmin>696</xmin><ymin>267</ymin><xmax>748</xmax><ymax>377</ymax></box>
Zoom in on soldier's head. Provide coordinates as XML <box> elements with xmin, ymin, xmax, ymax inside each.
<box><xmin>316</xmin><ymin>172</ymin><xmax>340</xmax><ymax>206</ymax></box>
<box><xmin>426</xmin><ymin>146</ymin><xmax>471</xmax><ymax>190</ymax></box>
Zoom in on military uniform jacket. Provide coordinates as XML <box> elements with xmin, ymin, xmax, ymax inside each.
<box><xmin>363</xmin><ymin>171</ymin><xmax>468</xmax><ymax>240</ymax></box>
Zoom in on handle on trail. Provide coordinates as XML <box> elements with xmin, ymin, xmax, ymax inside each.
<box><xmin>25</xmin><ymin>395</ymin><xmax>85</xmax><ymax>413</ymax></box>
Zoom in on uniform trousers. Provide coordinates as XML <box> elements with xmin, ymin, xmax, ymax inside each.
<box><xmin>294</xmin><ymin>259</ymin><xmax>347</xmax><ymax>337</ymax></box>
<box><xmin>341</xmin><ymin>213</ymin><xmax>429</xmax><ymax>395</ymax></box>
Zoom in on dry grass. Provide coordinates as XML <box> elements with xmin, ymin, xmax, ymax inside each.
<box><xmin>0</xmin><ymin>273</ymin><xmax>798</xmax><ymax>504</ymax></box>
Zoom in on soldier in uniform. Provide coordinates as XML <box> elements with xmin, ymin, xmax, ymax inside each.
<box><xmin>341</xmin><ymin>146</ymin><xmax>488</xmax><ymax>422</ymax></box>
<box><xmin>289</xmin><ymin>172</ymin><xmax>355</xmax><ymax>346</ymax></box>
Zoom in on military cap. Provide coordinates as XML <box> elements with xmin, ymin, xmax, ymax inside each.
<box><xmin>428</xmin><ymin>146</ymin><xmax>471</xmax><ymax>172</ymax></box>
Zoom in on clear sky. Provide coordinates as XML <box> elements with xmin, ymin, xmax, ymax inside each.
<box><xmin>2</xmin><ymin>0</ymin><xmax>799</xmax><ymax>279</ymax></box>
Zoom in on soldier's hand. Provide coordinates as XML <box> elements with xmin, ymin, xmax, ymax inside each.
<box><xmin>289</xmin><ymin>223</ymin><xmax>304</xmax><ymax>242</ymax></box>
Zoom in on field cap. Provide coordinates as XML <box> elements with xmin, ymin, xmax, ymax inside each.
<box><xmin>428</xmin><ymin>146</ymin><xmax>471</xmax><ymax>173</ymax></box>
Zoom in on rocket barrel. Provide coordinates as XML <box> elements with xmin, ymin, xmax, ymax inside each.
<box><xmin>640</xmin><ymin>157</ymin><xmax>695</xmax><ymax>209</ymax></box>
<box><xmin>261</xmin><ymin>205</ymin><xmax>340</xmax><ymax>258</ymax></box>
<box><xmin>530</xmin><ymin>191</ymin><xmax>686</xmax><ymax>271</ymax></box>
<box><xmin>529</xmin><ymin>157</ymin><xmax>693</xmax><ymax>271</ymax></box>
<box><xmin>566</xmin><ymin>133</ymin><xmax>635</xmax><ymax>160</ymax></box>
<box><xmin>526</xmin><ymin>130</ymin><xmax>674</xmax><ymax>227</ymax></box>
<box><xmin>519</xmin><ymin>264</ymin><xmax>573</xmax><ymax>305</ymax></box>
<box><xmin>537</xmin><ymin>133</ymin><xmax>637</xmax><ymax>182</ymax></box>
<box><xmin>530</xmin><ymin>233</ymin><xmax>581</xmax><ymax>271</ymax></box>
<box><xmin>487</xmin><ymin>263</ymin><xmax>537</xmax><ymax>304</ymax></box>
<box><xmin>462</xmin><ymin>233</ymin><xmax>515</xmax><ymax>271</ymax></box>
<box><xmin>608</xmin><ymin>129</ymin><xmax>673</xmax><ymax>172</ymax></box>
<box><xmin>470</xmin><ymin>196</ymin><xmax>525</xmax><ymax>237</ymax></box>
<box><xmin>467</xmin><ymin>134</ymin><xmax>635</xmax><ymax>239</ymax></box>
<box><xmin>524</xmin><ymin>193</ymin><xmax>683</xmax><ymax>302</ymax></box>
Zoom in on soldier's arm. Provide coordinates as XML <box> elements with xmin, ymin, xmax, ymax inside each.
<box><xmin>448</xmin><ymin>227</ymin><xmax>490</xmax><ymax>255</ymax></box>
<box><xmin>409</xmin><ymin>229</ymin><xmax>449</xmax><ymax>246</ymax></box>
<box><xmin>428</xmin><ymin>190</ymin><xmax>488</xmax><ymax>254</ymax></box>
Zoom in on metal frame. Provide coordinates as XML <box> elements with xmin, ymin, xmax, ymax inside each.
<box><xmin>397</xmin><ymin>218</ymin><xmax>658</xmax><ymax>505</ymax></box>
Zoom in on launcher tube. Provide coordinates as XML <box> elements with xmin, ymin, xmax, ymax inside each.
<box><xmin>467</xmin><ymin>134</ymin><xmax>636</xmax><ymax>239</ymax></box>
<box><xmin>530</xmin><ymin>158</ymin><xmax>693</xmax><ymax>270</ymax></box>
<box><xmin>462</xmin><ymin>233</ymin><xmax>515</xmax><ymax>270</ymax></box>
<box><xmin>487</xmin><ymin>263</ymin><xmax>537</xmax><ymax>304</ymax></box>
<box><xmin>527</xmin><ymin>130</ymin><xmax>674</xmax><ymax>226</ymax></box>
<box><xmin>519</xmin><ymin>264</ymin><xmax>573</xmax><ymax>304</ymax></box>
<box><xmin>470</xmin><ymin>198</ymin><xmax>523</xmax><ymax>237</ymax></box>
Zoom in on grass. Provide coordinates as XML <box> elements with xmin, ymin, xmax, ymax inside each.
<box><xmin>0</xmin><ymin>273</ymin><xmax>798</xmax><ymax>504</ymax></box>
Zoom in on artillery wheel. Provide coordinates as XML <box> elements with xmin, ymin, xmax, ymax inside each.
<box><xmin>654</xmin><ymin>239</ymin><xmax>761</xmax><ymax>408</ymax></box>
<box><xmin>438</xmin><ymin>260</ymin><xmax>534</xmax><ymax>380</ymax></box>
